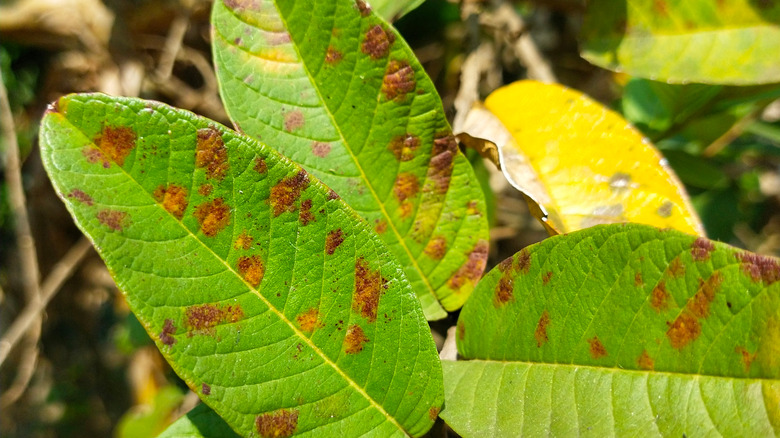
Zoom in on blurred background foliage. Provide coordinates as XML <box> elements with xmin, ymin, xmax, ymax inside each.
<box><xmin>1</xmin><ymin>0</ymin><xmax>779</xmax><ymax>436</ymax></box>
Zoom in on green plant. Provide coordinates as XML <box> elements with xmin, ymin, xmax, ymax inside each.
<box><xmin>38</xmin><ymin>0</ymin><xmax>780</xmax><ymax>436</ymax></box>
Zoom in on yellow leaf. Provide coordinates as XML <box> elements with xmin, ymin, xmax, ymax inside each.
<box><xmin>463</xmin><ymin>80</ymin><xmax>704</xmax><ymax>236</ymax></box>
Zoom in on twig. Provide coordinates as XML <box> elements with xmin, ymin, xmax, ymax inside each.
<box><xmin>0</xmin><ymin>238</ymin><xmax>93</xmax><ymax>368</ymax></box>
<box><xmin>156</xmin><ymin>10</ymin><xmax>191</xmax><ymax>81</ymax></box>
<box><xmin>439</xmin><ymin>326</ymin><xmax>458</xmax><ymax>361</ymax></box>
<box><xmin>703</xmin><ymin>109</ymin><xmax>761</xmax><ymax>157</ymax></box>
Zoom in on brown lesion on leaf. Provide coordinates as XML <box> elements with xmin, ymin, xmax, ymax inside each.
<box><xmin>362</xmin><ymin>25</ymin><xmax>395</xmax><ymax>60</ymax></box>
<box><xmin>687</xmin><ymin>272</ymin><xmax>723</xmax><ymax>318</ymax></box>
<box><xmin>93</xmin><ymin>125</ymin><xmax>136</xmax><ymax>166</ymax></box>
<box><xmin>735</xmin><ymin>346</ymin><xmax>757</xmax><ymax>372</ymax></box>
<box><xmin>237</xmin><ymin>255</ymin><xmax>265</xmax><ymax>287</ymax></box>
<box><xmin>233</xmin><ymin>231</ymin><xmax>254</xmax><ymax>250</ymax></box>
<box><xmin>311</xmin><ymin>141</ymin><xmax>331</xmax><ymax>157</ymax></box>
<box><xmin>374</xmin><ymin>219</ymin><xmax>387</xmax><ymax>234</ymax></box>
<box><xmin>657</xmin><ymin>200</ymin><xmax>673</xmax><ymax>218</ymax></box>
<box><xmin>588</xmin><ymin>336</ymin><xmax>608</xmax><ymax>359</ymax></box>
<box><xmin>494</xmin><ymin>271</ymin><xmax>514</xmax><ymax>307</ymax></box>
<box><xmin>691</xmin><ymin>237</ymin><xmax>716</xmax><ymax>262</ymax></box>
<box><xmin>393</xmin><ymin>173</ymin><xmax>419</xmax><ymax>219</ymax></box>
<box><xmin>82</xmin><ymin>146</ymin><xmax>111</xmax><ymax>168</ymax></box>
<box><xmin>429</xmin><ymin>406</ymin><xmax>440</xmax><ymax>420</ymax></box>
<box><xmin>517</xmin><ymin>248</ymin><xmax>531</xmax><ymax>274</ymax></box>
<box><xmin>195</xmin><ymin>127</ymin><xmax>229</xmax><ymax>181</ymax></box>
<box><xmin>355</xmin><ymin>0</ymin><xmax>371</xmax><ymax>16</ymax></box>
<box><xmin>667</xmin><ymin>313</ymin><xmax>701</xmax><ymax>350</ymax></box>
<box><xmin>651</xmin><ymin>281</ymin><xmax>671</xmax><ymax>312</ymax></box>
<box><xmin>194</xmin><ymin>198</ymin><xmax>231</xmax><ymax>237</ymax></box>
<box><xmin>344</xmin><ymin>324</ymin><xmax>369</xmax><ymax>354</ymax></box>
<box><xmin>324</xmin><ymin>46</ymin><xmax>343</xmax><ymax>64</ymax></box>
<box><xmin>184</xmin><ymin>303</ymin><xmax>244</xmax><ymax>336</ymax></box>
<box><xmin>254</xmin><ymin>157</ymin><xmax>268</xmax><ymax>173</ymax></box>
<box><xmin>198</xmin><ymin>184</ymin><xmax>213</xmax><ymax>196</ymax></box>
<box><xmin>388</xmin><ymin>134</ymin><xmax>420</xmax><ymax>162</ymax></box>
<box><xmin>159</xmin><ymin>319</ymin><xmax>176</xmax><ymax>346</ymax></box>
<box><xmin>736</xmin><ymin>252</ymin><xmax>780</xmax><ymax>285</ymax></box>
<box><xmin>634</xmin><ymin>272</ymin><xmax>643</xmax><ymax>287</ymax></box>
<box><xmin>535</xmin><ymin>311</ymin><xmax>550</xmax><ymax>347</ymax></box>
<box><xmin>457</xmin><ymin>320</ymin><xmax>466</xmax><ymax>340</ymax></box>
<box><xmin>283</xmin><ymin>110</ymin><xmax>304</xmax><ymax>132</ymax></box>
<box><xmin>296</xmin><ymin>308</ymin><xmax>325</xmax><ymax>332</ymax></box>
<box><xmin>424</xmin><ymin>236</ymin><xmax>447</xmax><ymax>260</ymax></box>
<box><xmin>97</xmin><ymin>209</ymin><xmax>130</xmax><ymax>231</ymax></box>
<box><xmin>67</xmin><ymin>189</ymin><xmax>94</xmax><ymax>206</ymax></box>
<box><xmin>270</xmin><ymin>171</ymin><xmax>309</xmax><ymax>217</ymax></box>
<box><xmin>256</xmin><ymin>409</ymin><xmax>298</xmax><ymax>438</ymax></box>
<box><xmin>448</xmin><ymin>240</ymin><xmax>489</xmax><ymax>293</ymax></box>
<box><xmin>353</xmin><ymin>258</ymin><xmax>387</xmax><ymax>322</ymax></box>
<box><xmin>201</xmin><ymin>383</ymin><xmax>211</xmax><ymax>396</ymax></box>
<box><xmin>381</xmin><ymin>60</ymin><xmax>415</xmax><ymax>101</ymax></box>
<box><xmin>153</xmin><ymin>184</ymin><xmax>189</xmax><ymax>220</ymax></box>
<box><xmin>425</xmin><ymin>134</ymin><xmax>456</xmax><ymax>195</ymax></box>
<box><xmin>466</xmin><ymin>200</ymin><xmax>481</xmax><ymax>216</ymax></box>
<box><xmin>299</xmin><ymin>199</ymin><xmax>316</xmax><ymax>226</ymax></box>
<box><xmin>637</xmin><ymin>350</ymin><xmax>654</xmax><ymax>370</ymax></box>
<box><xmin>327</xmin><ymin>189</ymin><xmax>339</xmax><ymax>200</ymax></box>
<box><xmin>325</xmin><ymin>229</ymin><xmax>345</xmax><ymax>255</ymax></box>
<box><xmin>542</xmin><ymin>271</ymin><xmax>553</xmax><ymax>285</ymax></box>
<box><xmin>668</xmin><ymin>256</ymin><xmax>686</xmax><ymax>278</ymax></box>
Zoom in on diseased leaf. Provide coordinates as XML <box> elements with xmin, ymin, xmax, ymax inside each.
<box><xmin>212</xmin><ymin>0</ymin><xmax>489</xmax><ymax>320</ymax></box>
<box><xmin>581</xmin><ymin>0</ymin><xmax>780</xmax><ymax>85</ymax></box>
<box><xmin>159</xmin><ymin>404</ymin><xmax>240</xmax><ymax>438</ymax></box>
<box><xmin>442</xmin><ymin>223</ymin><xmax>780</xmax><ymax>436</ymax></box>
<box><xmin>40</xmin><ymin>94</ymin><xmax>443</xmax><ymax>437</ymax></box>
<box><xmin>460</xmin><ymin>80</ymin><xmax>704</xmax><ymax>236</ymax></box>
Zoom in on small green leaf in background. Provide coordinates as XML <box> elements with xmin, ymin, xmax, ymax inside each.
<box><xmin>211</xmin><ymin>0</ymin><xmax>490</xmax><ymax>320</ymax></box>
<box><xmin>159</xmin><ymin>404</ymin><xmax>240</xmax><ymax>438</ymax></box>
<box><xmin>441</xmin><ymin>223</ymin><xmax>780</xmax><ymax>436</ymax></box>
<box><xmin>581</xmin><ymin>0</ymin><xmax>780</xmax><ymax>85</ymax></box>
<box><xmin>116</xmin><ymin>386</ymin><xmax>185</xmax><ymax>438</ymax></box>
<box><xmin>370</xmin><ymin>0</ymin><xmax>427</xmax><ymax>22</ymax></box>
<box><xmin>40</xmin><ymin>94</ymin><xmax>442</xmax><ymax>437</ymax></box>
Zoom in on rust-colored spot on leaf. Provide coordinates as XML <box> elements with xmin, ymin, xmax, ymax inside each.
<box><xmin>637</xmin><ymin>350</ymin><xmax>654</xmax><ymax>370</ymax></box>
<box><xmin>494</xmin><ymin>271</ymin><xmax>514</xmax><ymax>306</ymax></box>
<box><xmin>195</xmin><ymin>127</ymin><xmax>229</xmax><ymax>181</ymax></box>
<box><xmin>691</xmin><ymin>237</ymin><xmax>715</xmax><ymax>262</ymax></box>
<box><xmin>688</xmin><ymin>272</ymin><xmax>723</xmax><ymax>318</ymax></box>
<box><xmin>234</xmin><ymin>231</ymin><xmax>254</xmax><ymax>250</ymax></box>
<box><xmin>374</xmin><ymin>219</ymin><xmax>387</xmax><ymax>234</ymax></box>
<box><xmin>256</xmin><ymin>409</ymin><xmax>298</xmax><ymax>438</ymax></box>
<box><xmin>299</xmin><ymin>199</ymin><xmax>315</xmax><ymax>226</ymax></box>
<box><xmin>382</xmin><ymin>60</ymin><xmax>415</xmax><ymax>101</ymax></box>
<box><xmin>194</xmin><ymin>198</ymin><xmax>230</xmax><ymax>237</ymax></box>
<box><xmin>457</xmin><ymin>320</ymin><xmax>465</xmax><ymax>340</ymax></box>
<box><xmin>201</xmin><ymin>383</ymin><xmax>211</xmax><ymax>395</ymax></box>
<box><xmin>153</xmin><ymin>184</ymin><xmax>189</xmax><ymax>220</ymax></box>
<box><xmin>325</xmin><ymin>229</ymin><xmax>345</xmax><ymax>255</ymax></box>
<box><xmin>344</xmin><ymin>324</ymin><xmax>369</xmax><ymax>354</ymax></box>
<box><xmin>362</xmin><ymin>25</ymin><xmax>395</xmax><ymax>60</ymax></box>
<box><xmin>653</xmin><ymin>0</ymin><xmax>668</xmax><ymax>15</ymax></box>
<box><xmin>254</xmin><ymin>157</ymin><xmax>268</xmax><ymax>173</ymax></box>
<box><xmin>311</xmin><ymin>141</ymin><xmax>331</xmax><ymax>157</ymax></box>
<box><xmin>498</xmin><ymin>257</ymin><xmax>513</xmax><ymax>272</ymax></box>
<box><xmin>429</xmin><ymin>406</ymin><xmax>440</xmax><ymax>420</ymax></box>
<box><xmin>393</xmin><ymin>173</ymin><xmax>419</xmax><ymax>203</ymax></box>
<box><xmin>185</xmin><ymin>303</ymin><xmax>244</xmax><ymax>336</ymax></box>
<box><xmin>535</xmin><ymin>311</ymin><xmax>550</xmax><ymax>347</ymax></box>
<box><xmin>588</xmin><ymin>336</ymin><xmax>607</xmax><ymax>359</ymax></box>
<box><xmin>668</xmin><ymin>256</ymin><xmax>686</xmax><ymax>278</ymax></box>
<box><xmin>736</xmin><ymin>252</ymin><xmax>780</xmax><ymax>285</ymax></box>
<box><xmin>425</xmin><ymin>135</ymin><xmax>456</xmax><ymax>195</ymax></box>
<box><xmin>296</xmin><ymin>308</ymin><xmax>324</xmax><ymax>332</ymax></box>
<box><xmin>97</xmin><ymin>209</ymin><xmax>129</xmax><ymax>231</ymax></box>
<box><xmin>67</xmin><ymin>189</ymin><xmax>93</xmax><ymax>206</ymax></box>
<box><xmin>667</xmin><ymin>313</ymin><xmax>701</xmax><ymax>349</ymax></box>
<box><xmin>284</xmin><ymin>110</ymin><xmax>304</xmax><ymax>132</ymax></box>
<box><xmin>237</xmin><ymin>255</ymin><xmax>264</xmax><ymax>287</ymax></box>
<box><xmin>327</xmin><ymin>189</ymin><xmax>339</xmax><ymax>200</ymax></box>
<box><xmin>355</xmin><ymin>0</ymin><xmax>371</xmax><ymax>16</ymax></box>
<box><xmin>736</xmin><ymin>346</ymin><xmax>757</xmax><ymax>372</ymax></box>
<box><xmin>270</xmin><ymin>171</ymin><xmax>309</xmax><ymax>217</ymax></box>
<box><xmin>325</xmin><ymin>46</ymin><xmax>343</xmax><ymax>64</ymax></box>
<box><xmin>517</xmin><ymin>249</ymin><xmax>531</xmax><ymax>274</ymax></box>
<box><xmin>94</xmin><ymin>125</ymin><xmax>136</xmax><ymax>166</ymax></box>
<box><xmin>634</xmin><ymin>272</ymin><xmax>643</xmax><ymax>287</ymax></box>
<box><xmin>651</xmin><ymin>281</ymin><xmax>670</xmax><ymax>312</ymax></box>
<box><xmin>198</xmin><ymin>184</ymin><xmax>213</xmax><ymax>196</ymax></box>
<box><xmin>424</xmin><ymin>236</ymin><xmax>447</xmax><ymax>260</ymax></box>
<box><xmin>388</xmin><ymin>134</ymin><xmax>420</xmax><ymax>161</ymax></box>
<box><xmin>82</xmin><ymin>146</ymin><xmax>110</xmax><ymax>168</ymax></box>
<box><xmin>354</xmin><ymin>257</ymin><xmax>386</xmax><ymax>322</ymax></box>
<box><xmin>159</xmin><ymin>319</ymin><xmax>176</xmax><ymax>346</ymax></box>
<box><xmin>448</xmin><ymin>240</ymin><xmax>489</xmax><ymax>292</ymax></box>
<box><xmin>542</xmin><ymin>271</ymin><xmax>553</xmax><ymax>285</ymax></box>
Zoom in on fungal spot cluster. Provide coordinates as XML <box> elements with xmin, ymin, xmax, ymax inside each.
<box><xmin>637</xmin><ymin>350</ymin><xmax>654</xmax><ymax>370</ymax></box>
<box><xmin>449</xmin><ymin>240</ymin><xmax>489</xmax><ymax>293</ymax></box>
<box><xmin>153</xmin><ymin>184</ymin><xmax>189</xmax><ymax>220</ymax></box>
<box><xmin>382</xmin><ymin>60</ymin><xmax>415</xmax><ymax>101</ymax></box>
<box><xmin>234</xmin><ymin>231</ymin><xmax>254</xmax><ymax>250</ymax></box>
<box><xmin>457</xmin><ymin>321</ymin><xmax>466</xmax><ymax>340</ymax></box>
<box><xmin>666</xmin><ymin>272</ymin><xmax>723</xmax><ymax>349</ymax></box>
<box><xmin>311</xmin><ymin>141</ymin><xmax>331</xmax><ymax>158</ymax></box>
<box><xmin>353</xmin><ymin>257</ymin><xmax>386</xmax><ymax>322</ymax></box>
<box><xmin>97</xmin><ymin>209</ymin><xmax>129</xmax><ymax>231</ymax></box>
<box><xmin>344</xmin><ymin>324</ymin><xmax>369</xmax><ymax>354</ymax></box>
<box><xmin>355</xmin><ymin>0</ymin><xmax>371</xmax><ymax>16</ymax></box>
<box><xmin>201</xmin><ymin>383</ymin><xmax>211</xmax><ymax>396</ymax></box>
<box><xmin>195</xmin><ymin>127</ymin><xmax>229</xmax><ymax>181</ymax></box>
<box><xmin>651</xmin><ymin>281</ymin><xmax>671</xmax><ymax>312</ymax></box>
<box><xmin>361</xmin><ymin>25</ymin><xmax>395</xmax><ymax>60</ymax></box>
<box><xmin>270</xmin><ymin>171</ymin><xmax>309</xmax><ymax>217</ymax></box>
<box><xmin>184</xmin><ymin>303</ymin><xmax>244</xmax><ymax>336</ymax></box>
<box><xmin>691</xmin><ymin>237</ymin><xmax>715</xmax><ymax>261</ymax></box>
<box><xmin>588</xmin><ymin>336</ymin><xmax>608</xmax><ymax>359</ymax></box>
<box><xmin>324</xmin><ymin>46</ymin><xmax>343</xmax><ymax>64</ymax></box>
<box><xmin>283</xmin><ymin>110</ymin><xmax>304</xmax><ymax>132</ymax></box>
<box><xmin>94</xmin><ymin>125</ymin><xmax>136</xmax><ymax>166</ymax></box>
<box><xmin>494</xmin><ymin>258</ymin><xmax>515</xmax><ymax>307</ymax></box>
<box><xmin>736</xmin><ymin>252</ymin><xmax>780</xmax><ymax>285</ymax></box>
<box><xmin>393</xmin><ymin>173</ymin><xmax>419</xmax><ymax>218</ymax></box>
<box><xmin>256</xmin><ymin>409</ymin><xmax>298</xmax><ymax>438</ymax></box>
<box><xmin>423</xmin><ymin>236</ymin><xmax>447</xmax><ymax>260</ymax></box>
<box><xmin>159</xmin><ymin>319</ymin><xmax>177</xmax><ymax>346</ymax></box>
<box><xmin>299</xmin><ymin>199</ymin><xmax>316</xmax><ymax>226</ymax></box>
<box><xmin>296</xmin><ymin>308</ymin><xmax>324</xmax><ymax>332</ymax></box>
<box><xmin>237</xmin><ymin>255</ymin><xmax>265</xmax><ymax>287</ymax></box>
<box><xmin>388</xmin><ymin>134</ymin><xmax>420</xmax><ymax>162</ymax></box>
<box><xmin>325</xmin><ymin>229</ymin><xmax>344</xmax><ymax>255</ymax></box>
<box><xmin>194</xmin><ymin>198</ymin><xmax>231</xmax><ymax>237</ymax></box>
<box><xmin>426</xmin><ymin>135</ymin><xmax>457</xmax><ymax>195</ymax></box>
<box><xmin>254</xmin><ymin>157</ymin><xmax>268</xmax><ymax>173</ymax></box>
<box><xmin>535</xmin><ymin>311</ymin><xmax>550</xmax><ymax>347</ymax></box>
<box><xmin>68</xmin><ymin>189</ymin><xmax>93</xmax><ymax>206</ymax></box>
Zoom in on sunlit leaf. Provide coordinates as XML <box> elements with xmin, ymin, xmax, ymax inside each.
<box><xmin>212</xmin><ymin>0</ymin><xmax>489</xmax><ymax>320</ymax></box>
<box><xmin>460</xmin><ymin>80</ymin><xmax>704</xmax><ymax>236</ymax></box>
<box><xmin>442</xmin><ymin>223</ymin><xmax>780</xmax><ymax>436</ymax></box>
<box><xmin>40</xmin><ymin>94</ymin><xmax>443</xmax><ymax>437</ymax></box>
<box><xmin>159</xmin><ymin>404</ymin><xmax>239</xmax><ymax>438</ymax></box>
<box><xmin>370</xmin><ymin>0</ymin><xmax>426</xmax><ymax>22</ymax></box>
<box><xmin>581</xmin><ymin>0</ymin><xmax>780</xmax><ymax>85</ymax></box>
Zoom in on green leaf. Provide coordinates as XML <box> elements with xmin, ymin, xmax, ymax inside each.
<box><xmin>211</xmin><ymin>0</ymin><xmax>490</xmax><ymax>320</ymax></box>
<box><xmin>442</xmin><ymin>223</ymin><xmax>780</xmax><ymax>436</ymax></box>
<box><xmin>370</xmin><ymin>0</ymin><xmax>426</xmax><ymax>22</ymax></box>
<box><xmin>40</xmin><ymin>94</ymin><xmax>443</xmax><ymax>437</ymax></box>
<box><xmin>159</xmin><ymin>404</ymin><xmax>240</xmax><ymax>438</ymax></box>
<box><xmin>116</xmin><ymin>386</ymin><xmax>185</xmax><ymax>438</ymax></box>
<box><xmin>581</xmin><ymin>0</ymin><xmax>780</xmax><ymax>84</ymax></box>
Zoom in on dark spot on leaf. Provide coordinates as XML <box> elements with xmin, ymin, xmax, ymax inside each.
<box><xmin>233</xmin><ymin>231</ymin><xmax>254</xmax><ymax>250</ymax></box>
<box><xmin>344</xmin><ymin>324</ymin><xmax>369</xmax><ymax>354</ymax></box>
<box><xmin>361</xmin><ymin>25</ymin><xmax>395</xmax><ymax>60</ymax></box>
<box><xmin>448</xmin><ymin>240</ymin><xmax>489</xmax><ymax>292</ymax></box>
<box><xmin>296</xmin><ymin>308</ymin><xmax>324</xmax><ymax>332</ymax></box>
<box><xmin>97</xmin><ymin>209</ymin><xmax>129</xmax><ymax>231</ymax></box>
<box><xmin>325</xmin><ymin>229</ymin><xmax>344</xmax><ymax>255</ymax></box>
<box><xmin>353</xmin><ymin>257</ymin><xmax>386</xmax><ymax>322</ymax></box>
<box><xmin>691</xmin><ymin>237</ymin><xmax>715</xmax><ymax>261</ymax></box>
<box><xmin>237</xmin><ymin>255</ymin><xmax>264</xmax><ymax>287</ymax></box>
<box><xmin>195</xmin><ymin>127</ymin><xmax>229</xmax><ymax>181</ymax></box>
<box><xmin>355</xmin><ymin>0</ymin><xmax>371</xmax><ymax>16</ymax></box>
<box><xmin>374</xmin><ymin>219</ymin><xmax>387</xmax><ymax>234</ymax></box>
<box><xmin>494</xmin><ymin>270</ymin><xmax>514</xmax><ymax>307</ymax></box>
<box><xmin>608</xmin><ymin>172</ymin><xmax>631</xmax><ymax>192</ymax></box>
<box><xmin>256</xmin><ymin>409</ymin><xmax>298</xmax><ymax>438</ymax></box>
<box><xmin>327</xmin><ymin>189</ymin><xmax>339</xmax><ymax>200</ymax></box>
<box><xmin>201</xmin><ymin>383</ymin><xmax>211</xmax><ymax>395</ymax></box>
<box><xmin>311</xmin><ymin>141</ymin><xmax>331</xmax><ymax>157</ymax></box>
<box><xmin>634</xmin><ymin>272</ymin><xmax>643</xmax><ymax>287</ymax></box>
<box><xmin>535</xmin><ymin>311</ymin><xmax>550</xmax><ymax>347</ymax></box>
<box><xmin>160</xmin><ymin>319</ymin><xmax>176</xmax><ymax>346</ymax></box>
<box><xmin>388</xmin><ymin>134</ymin><xmax>420</xmax><ymax>161</ymax></box>
<box><xmin>424</xmin><ymin>236</ymin><xmax>447</xmax><ymax>260</ymax></box>
<box><xmin>425</xmin><ymin>135</ymin><xmax>456</xmax><ymax>195</ymax></box>
<box><xmin>588</xmin><ymin>336</ymin><xmax>607</xmax><ymax>359</ymax></box>
<box><xmin>393</xmin><ymin>173</ymin><xmax>419</xmax><ymax>218</ymax></box>
<box><xmin>429</xmin><ymin>407</ymin><xmax>440</xmax><ymax>420</ymax></box>
<box><xmin>457</xmin><ymin>321</ymin><xmax>465</xmax><ymax>340</ymax></box>
<box><xmin>736</xmin><ymin>252</ymin><xmax>780</xmax><ymax>285</ymax></box>
<box><xmin>736</xmin><ymin>346</ymin><xmax>757</xmax><ymax>372</ymax></box>
<box><xmin>466</xmin><ymin>200</ymin><xmax>480</xmax><ymax>216</ymax></box>
<box><xmin>270</xmin><ymin>171</ymin><xmax>309</xmax><ymax>217</ymax></box>
<box><xmin>381</xmin><ymin>60</ymin><xmax>415</xmax><ymax>101</ymax></box>
<box><xmin>254</xmin><ymin>157</ymin><xmax>268</xmax><ymax>173</ymax></box>
<box><xmin>688</xmin><ymin>272</ymin><xmax>722</xmax><ymax>318</ymax></box>
<box><xmin>668</xmin><ymin>257</ymin><xmax>685</xmax><ymax>278</ymax></box>
<box><xmin>94</xmin><ymin>125</ymin><xmax>136</xmax><ymax>166</ymax></box>
<box><xmin>637</xmin><ymin>350</ymin><xmax>654</xmax><ymax>370</ymax></box>
<box><xmin>657</xmin><ymin>200</ymin><xmax>673</xmax><ymax>218</ymax></box>
<box><xmin>517</xmin><ymin>249</ymin><xmax>531</xmax><ymax>273</ymax></box>
<box><xmin>325</xmin><ymin>46</ymin><xmax>343</xmax><ymax>64</ymax></box>
<box><xmin>194</xmin><ymin>198</ymin><xmax>230</xmax><ymax>237</ymax></box>
<box><xmin>667</xmin><ymin>313</ymin><xmax>701</xmax><ymax>349</ymax></box>
<box><xmin>653</xmin><ymin>0</ymin><xmax>668</xmax><ymax>15</ymax></box>
<box><xmin>153</xmin><ymin>184</ymin><xmax>188</xmax><ymax>220</ymax></box>
<box><xmin>299</xmin><ymin>199</ymin><xmax>315</xmax><ymax>226</ymax></box>
<box><xmin>283</xmin><ymin>111</ymin><xmax>304</xmax><ymax>132</ymax></box>
<box><xmin>498</xmin><ymin>258</ymin><xmax>513</xmax><ymax>272</ymax></box>
<box><xmin>82</xmin><ymin>146</ymin><xmax>111</xmax><ymax>168</ymax></box>
<box><xmin>651</xmin><ymin>281</ymin><xmax>670</xmax><ymax>312</ymax></box>
<box><xmin>185</xmin><ymin>303</ymin><xmax>244</xmax><ymax>336</ymax></box>
<box><xmin>67</xmin><ymin>189</ymin><xmax>93</xmax><ymax>206</ymax></box>
<box><xmin>198</xmin><ymin>184</ymin><xmax>213</xmax><ymax>196</ymax></box>
<box><xmin>542</xmin><ymin>271</ymin><xmax>553</xmax><ymax>285</ymax></box>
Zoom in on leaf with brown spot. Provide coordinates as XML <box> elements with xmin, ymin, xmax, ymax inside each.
<box><xmin>256</xmin><ymin>409</ymin><xmax>298</xmax><ymax>438</ymax></box>
<box><xmin>237</xmin><ymin>255</ymin><xmax>264</xmax><ymax>287</ymax></box>
<box><xmin>154</xmin><ymin>184</ymin><xmax>189</xmax><ymax>220</ymax></box>
<box><xmin>67</xmin><ymin>189</ymin><xmax>93</xmax><ymax>206</ymax></box>
<box><xmin>269</xmin><ymin>171</ymin><xmax>309</xmax><ymax>217</ymax></box>
<box><xmin>194</xmin><ymin>198</ymin><xmax>231</xmax><ymax>237</ymax></box>
<box><xmin>361</xmin><ymin>25</ymin><xmax>395</xmax><ymax>59</ymax></box>
<box><xmin>353</xmin><ymin>257</ymin><xmax>385</xmax><ymax>322</ymax></box>
<box><xmin>534</xmin><ymin>311</ymin><xmax>550</xmax><ymax>347</ymax></box>
<box><xmin>94</xmin><ymin>125</ymin><xmax>136</xmax><ymax>166</ymax></box>
<box><xmin>296</xmin><ymin>308</ymin><xmax>324</xmax><ymax>332</ymax></box>
<box><xmin>196</xmin><ymin>127</ymin><xmax>229</xmax><ymax>181</ymax></box>
<box><xmin>97</xmin><ymin>209</ymin><xmax>129</xmax><ymax>231</ymax></box>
